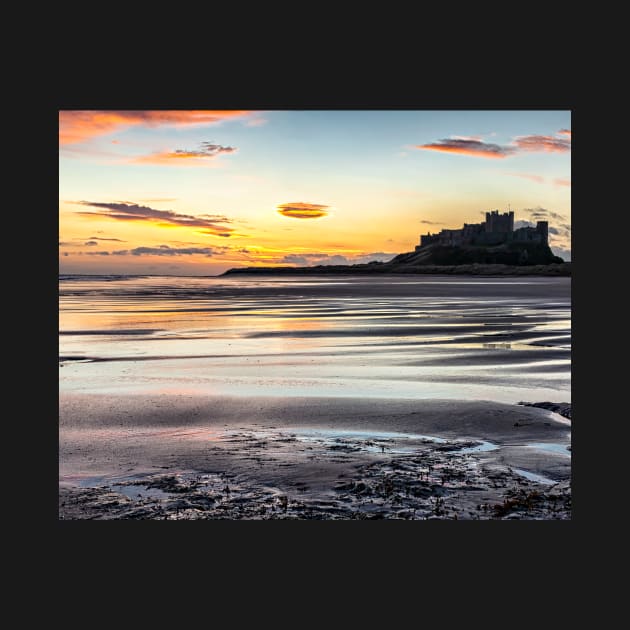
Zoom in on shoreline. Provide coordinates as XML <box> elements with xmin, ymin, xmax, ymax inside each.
<box><xmin>221</xmin><ymin>263</ymin><xmax>571</xmax><ymax>277</ymax></box>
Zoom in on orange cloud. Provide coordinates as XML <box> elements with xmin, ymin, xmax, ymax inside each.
<box><xmin>507</xmin><ymin>172</ymin><xmax>546</xmax><ymax>183</ymax></box>
<box><xmin>417</xmin><ymin>130</ymin><xmax>571</xmax><ymax>159</ymax></box>
<box><xmin>513</xmin><ymin>134</ymin><xmax>571</xmax><ymax>153</ymax></box>
<box><xmin>59</xmin><ymin>110</ymin><xmax>251</xmax><ymax>145</ymax></box>
<box><xmin>73</xmin><ymin>200</ymin><xmax>235</xmax><ymax>237</ymax></box>
<box><xmin>245</xmin><ymin>117</ymin><xmax>268</xmax><ymax>127</ymax></box>
<box><xmin>417</xmin><ymin>138</ymin><xmax>515</xmax><ymax>159</ymax></box>
<box><xmin>277</xmin><ymin>202</ymin><xmax>330</xmax><ymax>219</ymax></box>
<box><xmin>554</xmin><ymin>178</ymin><xmax>571</xmax><ymax>187</ymax></box>
<box><xmin>133</xmin><ymin>142</ymin><xmax>237</xmax><ymax>166</ymax></box>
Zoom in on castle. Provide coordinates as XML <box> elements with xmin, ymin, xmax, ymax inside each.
<box><xmin>416</xmin><ymin>210</ymin><xmax>548</xmax><ymax>250</ymax></box>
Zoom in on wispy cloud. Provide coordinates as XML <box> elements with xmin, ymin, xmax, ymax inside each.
<box><xmin>419</xmin><ymin>219</ymin><xmax>442</xmax><ymax>225</ymax></box>
<box><xmin>553</xmin><ymin>177</ymin><xmax>571</xmax><ymax>187</ymax></box>
<box><xmin>134</xmin><ymin>142</ymin><xmax>237</xmax><ymax>165</ymax></box>
<box><xmin>245</xmin><ymin>116</ymin><xmax>268</xmax><ymax>127</ymax></box>
<box><xmin>73</xmin><ymin>201</ymin><xmax>235</xmax><ymax>237</ymax></box>
<box><xmin>416</xmin><ymin>130</ymin><xmax>571</xmax><ymax>159</ymax></box>
<box><xmin>110</xmin><ymin>245</ymin><xmax>214</xmax><ymax>257</ymax></box>
<box><xmin>507</xmin><ymin>172</ymin><xmax>546</xmax><ymax>184</ymax></box>
<box><xmin>277</xmin><ymin>202</ymin><xmax>330</xmax><ymax>219</ymax></box>
<box><xmin>417</xmin><ymin>138</ymin><xmax>515</xmax><ymax>159</ymax></box>
<box><xmin>522</xmin><ymin>207</ymin><xmax>568</xmax><ymax>223</ymax></box>
<box><xmin>73</xmin><ymin>245</ymin><xmax>215</xmax><ymax>257</ymax></box>
<box><xmin>513</xmin><ymin>134</ymin><xmax>571</xmax><ymax>153</ymax></box>
<box><xmin>505</xmin><ymin>173</ymin><xmax>570</xmax><ymax>187</ymax></box>
<box><xmin>86</xmin><ymin>236</ymin><xmax>126</xmax><ymax>242</ymax></box>
<box><xmin>59</xmin><ymin>110</ymin><xmax>252</xmax><ymax>145</ymax></box>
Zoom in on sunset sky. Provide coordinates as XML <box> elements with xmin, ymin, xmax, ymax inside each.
<box><xmin>59</xmin><ymin>110</ymin><xmax>571</xmax><ymax>275</ymax></box>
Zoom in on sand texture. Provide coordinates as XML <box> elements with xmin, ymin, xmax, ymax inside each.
<box><xmin>59</xmin><ymin>394</ymin><xmax>571</xmax><ymax>520</ymax></box>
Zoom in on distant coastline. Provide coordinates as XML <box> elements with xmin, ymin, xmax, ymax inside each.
<box><xmin>222</xmin><ymin>262</ymin><xmax>571</xmax><ymax>276</ymax></box>
<box><xmin>224</xmin><ymin>212</ymin><xmax>570</xmax><ymax>277</ymax></box>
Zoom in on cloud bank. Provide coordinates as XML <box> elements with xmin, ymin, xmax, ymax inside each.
<box><xmin>279</xmin><ymin>251</ymin><xmax>395</xmax><ymax>266</ymax></box>
<box><xmin>520</xmin><ymin>207</ymin><xmax>571</xmax><ymax>260</ymax></box>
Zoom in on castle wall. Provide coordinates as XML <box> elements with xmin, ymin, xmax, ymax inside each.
<box><xmin>420</xmin><ymin>233</ymin><xmax>439</xmax><ymax>246</ymax></box>
<box><xmin>474</xmin><ymin>232</ymin><xmax>510</xmax><ymax>246</ymax></box>
<box><xmin>513</xmin><ymin>227</ymin><xmax>543</xmax><ymax>243</ymax></box>
<box><xmin>417</xmin><ymin>211</ymin><xmax>549</xmax><ymax>248</ymax></box>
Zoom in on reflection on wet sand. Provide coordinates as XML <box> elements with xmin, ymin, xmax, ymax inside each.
<box><xmin>59</xmin><ymin>275</ymin><xmax>571</xmax><ymax>519</ymax></box>
<box><xmin>60</xmin><ymin>274</ymin><xmax>570</xmax><ymax>404</ymax></box>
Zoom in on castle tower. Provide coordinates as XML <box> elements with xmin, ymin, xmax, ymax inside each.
<box><xmin>485</xmin><ymin>210</ymin><xmax>496</xmax><ymax>232</ymax></box>
<box><xmin>536</xmin><ymin>221</ymin><xmax>549</xmax><ymax>244</ymax></box>
<box><xmin>485</xmin><ymin>209</ymin><xmax>514</xmax><ymax>233</ymax></box>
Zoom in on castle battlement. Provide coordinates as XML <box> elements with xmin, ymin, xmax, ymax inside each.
<box><xmin>417</xmin><ymin>210</ymin><xmax>548</xmax><ymax>251</ymax></box>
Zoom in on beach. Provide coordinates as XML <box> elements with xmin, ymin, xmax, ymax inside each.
<box><xmin>59</xmin><ymin>274</ymin><xmax>571</xmax><ymax>519</ymax></box>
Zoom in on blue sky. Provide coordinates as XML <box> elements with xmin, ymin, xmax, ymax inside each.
<box><xmin>59</xmin><ymin>110</ymin><xmax>571</xmax><ymax>274</ymax></box>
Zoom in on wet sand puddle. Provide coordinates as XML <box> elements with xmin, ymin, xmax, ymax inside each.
<box><xmin>60</xmin><ymin>426</ymin><xmax>570</xmax><ymax>520</ymax></box>
<box><xmin>510</xmin><ymin>469</ymin><xmax>556</xmax><ymax>485</ymax></box>
<box><xmin>525</xmin><ymin>442</ymin><xmax>570</xmax><ymax>456</ymax></box>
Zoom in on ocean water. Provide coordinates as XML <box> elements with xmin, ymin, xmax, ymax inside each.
<box><xmin>59</xmin><ymin>274</ymin><xmax>571</xmax><ymax>403</ymax></box>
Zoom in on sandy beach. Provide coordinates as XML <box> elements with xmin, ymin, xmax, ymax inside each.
<box><xmin>59</xmin><ymin>274</ymin><xmax>570</xmax><ymax>519</ymax></box>
<box><xmin>59</xmin><ymin>393</ymin><xmax>570</xmax><ymax>519</ymax></box>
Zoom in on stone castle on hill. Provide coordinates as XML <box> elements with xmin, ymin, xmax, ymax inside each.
<box><xmin>417</xmin><ymin>210</ymin><xmax>548</xmax><ymax>250</ymax></box>
<box><xmin>222</xmin><ymin>207</ymin><xmax>569</xmax><ymax>275</ymax></box>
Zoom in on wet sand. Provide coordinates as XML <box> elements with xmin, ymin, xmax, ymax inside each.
<box><xmin>59</xmin><ymin>393</ymin><xmax>571</xmax><ymax>520</ymax></box>
<box><xmin>60</xmin><ymin>275</ymin><xmax>570</xmax><ymax>520</ymax></box>
<box><xmin>59</xmin><ymin>275</ymin><xmax>571</xmax><ymax>405</ymax></box>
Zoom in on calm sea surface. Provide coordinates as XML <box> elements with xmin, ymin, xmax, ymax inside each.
<box><xmin>59</xmin><ymin>274</ymin><xmax>571</xmax><ymax>403</ymax></box>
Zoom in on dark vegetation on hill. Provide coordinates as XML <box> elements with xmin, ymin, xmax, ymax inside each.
<box><xmin>223</xmin><ymin>242</ymin><xmax>570</xmax><ymax>276</ymax></box>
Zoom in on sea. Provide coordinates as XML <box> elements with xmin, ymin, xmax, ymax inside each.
<box><xmin>59</xmin><ymin>274</ymin><xmax>571</xmax><ymax>404</ymax></box>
